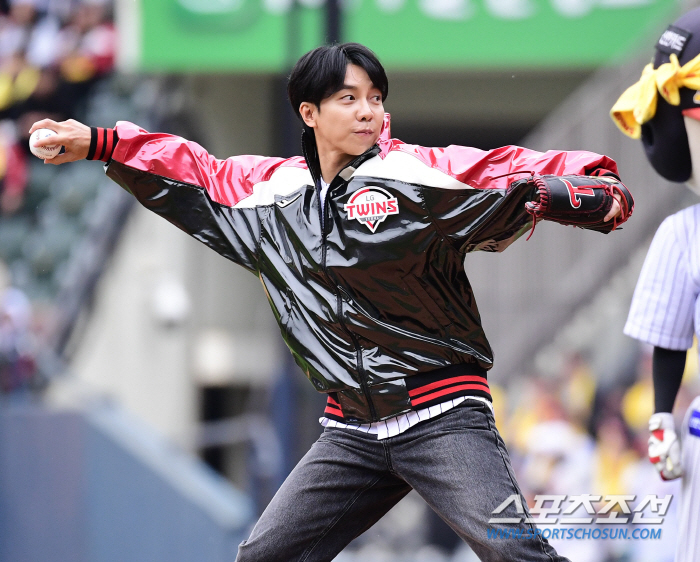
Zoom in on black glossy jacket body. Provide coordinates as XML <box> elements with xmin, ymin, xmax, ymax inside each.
<box><xmin>105</xmin><ymin>116</ymin><xmax>620</xmax><ymax>423</ymax></box>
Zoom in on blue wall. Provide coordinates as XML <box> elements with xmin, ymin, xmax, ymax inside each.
<box><xmin>0</xmin><ymin>403</ymin><xmax>253</xmax><ymax>562</ymax></box>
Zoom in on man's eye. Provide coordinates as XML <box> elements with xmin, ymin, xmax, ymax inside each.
<box><xmin>342</xmin><ymin>95</ymin><xmax>354</xmax><ymax>100</ymax></box>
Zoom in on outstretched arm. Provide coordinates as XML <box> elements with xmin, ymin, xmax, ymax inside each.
<box><xmin>414</xmin><ymin>143</ymin><xmax>631</xmax><ymax>252</ymax></box>
<box><xmin>27</xmin><ymin>118</ymin><xmax>307</xmax><ymax>274</ymax></box>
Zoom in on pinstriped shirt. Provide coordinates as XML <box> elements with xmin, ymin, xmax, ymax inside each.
<box><xmin>624</xmin><ymin>204</ymin><xmax>700</xmax><ymax>350</ymax></box>
<box><xmin>319</xmin><ymin>396</ymin><xmax>494</xmax><ymax>440</ymax></box>
<box><xmin>677</xmin><ymin>395</ymin><xmax>700</xmax><ymax>562</ymax></box>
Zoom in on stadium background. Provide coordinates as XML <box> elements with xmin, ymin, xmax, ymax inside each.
<box><xmin>0</xmin><ymin>0</ymin><xmax>698</xmax><ymax>561</ymax></box>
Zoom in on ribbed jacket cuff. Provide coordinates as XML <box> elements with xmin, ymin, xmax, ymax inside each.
<box><xmin>87</xmin><ymin>127</ymin><xmax>118</xmax><ymax>162</ymax></box>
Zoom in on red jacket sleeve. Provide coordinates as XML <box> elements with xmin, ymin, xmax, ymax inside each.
<box><xmin>390</xmin><ymin>142</ymin><xmax>623</xmax><ymax>252</ymax></box>
<box><xmin>448</xmin><ymin>144</ymin><xmax>618</xmax><ymax>187</ymax></box>
<box><xmin>376</xmin><ymin>139</ymin><xmax>618</xmax><ymax>190</ymax></box>
<box><xmin>111</xmin><ymin>121</ymin><xmax>307</xmax><ymax>207</ymax></box>
<box><xmin>105</xmin><ymin>122</ymin><xmax>306</xmax><ymax>273</ymax></box>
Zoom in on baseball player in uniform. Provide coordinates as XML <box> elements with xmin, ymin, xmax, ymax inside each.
<box><xmin>32</xmin><ymin>43</ymin><xmax>632</xmax><ymax>561</ymax></box>
<box><xmin>624</xmin><ymin>207</ymin><xmax>700</xmax><ymax>560</ymax></box>
<box><xmin>612</xmin><ymin>7</ymin><xmax>700</xmax><ymax>561</ymax></box>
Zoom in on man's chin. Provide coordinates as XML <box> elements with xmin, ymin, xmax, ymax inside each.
<box><xmin>349</xmin><ymin>140</ymin><xmax>377</xmax><ymax>155</ymax></box>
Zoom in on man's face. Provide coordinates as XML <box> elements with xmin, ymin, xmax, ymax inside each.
<box><xmin>300</xmin><ymin>64</ymin><xmax>385</xmax><ymax>162</ymax></box>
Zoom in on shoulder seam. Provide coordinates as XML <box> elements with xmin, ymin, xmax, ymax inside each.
<box><xmin>114</xmin><ymin>161</ymin><xmax>294</xmax><ymax>209</ymax></box>
<box><xmin>387</xmin><ymin>144</ymin><xmax>475</xmax><ymax>188</ymax></box>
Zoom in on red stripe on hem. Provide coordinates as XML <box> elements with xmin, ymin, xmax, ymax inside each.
<box><xmin>409</xmin><ymin>375</ymin><xmax>488</xmax><ymax>398</ymax></box>
<box><xmin>410</xmin><ymin>384</ymin><xmax>491</xmax><ymax>406</ymax></box>
<box><xmin>324</xmin><ymin>406</ymin><xmax>343</xmax><ymax>417</ymax></box>
<box><xmin>327</xmin><ymin>396</ymin><xmax>340</xmax><ymax>407</ymax></box>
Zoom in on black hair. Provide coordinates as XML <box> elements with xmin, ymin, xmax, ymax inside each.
<box><xmin>287</xmin><ymin>43</ymin><xmax>388</xmax><ymax>125</ymax></box>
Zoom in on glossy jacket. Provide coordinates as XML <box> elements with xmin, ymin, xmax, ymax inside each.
<box><xmin>105</xmin><ymin>115</ymin><xmax>621</xmax><ymax>423</ymax></box>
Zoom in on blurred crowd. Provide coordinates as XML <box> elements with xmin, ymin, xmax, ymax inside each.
<box><xmin>0</xmin><ymin>0</ymin><xmax>114</xmax><ymax>393</ymax></box>
<box><xmin>498</xmin><ymin>344</ymin><xmax>696</xmax><ymax>562</ymax></box>
<box><xmin>0</xmin><ymin>259</ymin><xmax>35</xmax><ymax>393</ymax></box>
<box><xmin>337</xmin><ymin>343</ymin><xmax>699</xmax><ymax>562</ymax></box>
<box><xmin>0</xmin><ymin>0</ymin><xmax>113</xmax><ymax>214</ymax></box>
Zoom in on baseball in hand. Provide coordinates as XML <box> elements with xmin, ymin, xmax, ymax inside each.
<box><xmin>29</xmin><ymin>128</ymin><xmax>61</xmax><ymax>160</ymax></box>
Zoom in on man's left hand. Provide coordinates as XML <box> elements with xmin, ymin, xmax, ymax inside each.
<box><xmin>604</xmin><ymin>193</ymin><xmax>623</xmax><ymax>222</ymax></box>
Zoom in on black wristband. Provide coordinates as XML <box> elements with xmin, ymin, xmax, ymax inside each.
<box><xmin>87</xmin><ymin>126</ymin><xmax>118</xmax><ymax>162</ymax></box>
<box><xmin>589</xmin><ymin>168</ymin><xmax>621</xmax><ymax>181</ymax></box>
<box><xmin>87</xmin><ymin>127</ymin><xmax>98</xmax><ymax>160</ymax></box>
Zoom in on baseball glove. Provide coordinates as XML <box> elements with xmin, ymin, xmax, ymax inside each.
<box><xmin>515</xmin><ymin>173</ymin><xmax>634</xmax><ymax>238</ymax></box>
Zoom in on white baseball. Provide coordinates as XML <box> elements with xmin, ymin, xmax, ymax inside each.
<box><xmin>29</xmin><ymin>128</ymin><xmax>61</xmax><ymax>160</ymax></box>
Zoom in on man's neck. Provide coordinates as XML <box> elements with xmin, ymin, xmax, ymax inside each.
<box><xmin>318</xmin><ymin>150</ymin><xmax>354</xmax><ymax>184</ymax></box>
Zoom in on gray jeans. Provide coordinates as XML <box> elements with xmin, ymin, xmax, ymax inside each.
<box><xmin>236</xmin><ymin>400</ymin><xmax>569</xmax><ymax>562</ymax></box>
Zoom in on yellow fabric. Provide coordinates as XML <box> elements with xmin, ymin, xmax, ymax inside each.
<box><xmin>593</xmin><ymin>447</ymin><xmax>637</xmax><ymax>496</ymax></box>
<box><xmin>60</xmin><ymin>55</ymin><xmax>96</xmax><ymax>83</ymax></box>
<box><xmin>563</xmin><ymin>363</ymin><xmax>596</xmax><ymax>423</ymax></box>
<box><xmin>12</xmin><ymin>66</ymin><xmax>40</xmax><ymax>102</ymax></box>
<box><xmin>621</xmin><ymin>379</ymin><xmax>653</xmax><ymax>431</ymax></box>
<box><xmin>0</xmin><ymin>143</ymin><xmax>7</xmax><ymax>181</ymax></box>
<box><xmin>611</xmin><ymin>53</ymin><xmax>700</xmax><ymax>139</ymax></box>
<box><xmin>0</xmin><ymin>66</ymin><xmax>40</xmax><ymax>113</ymax></box>
<box><xmin>0</xmin><ymin>73</ymin><xmax>13</xmax><ymax>111</ymax></box>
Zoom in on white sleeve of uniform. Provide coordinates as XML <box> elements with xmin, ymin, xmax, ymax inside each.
<box><xmin>624</xmin><ymin>213</ymin><xmax>697</xmax><ymax>350</ymax></box>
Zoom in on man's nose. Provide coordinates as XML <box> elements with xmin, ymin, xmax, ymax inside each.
<box><xmin>357</xmin><ymin>99</ymin><xmax>373</xmax><ymax>120</ymax></box>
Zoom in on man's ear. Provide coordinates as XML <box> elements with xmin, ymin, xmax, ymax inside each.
<box><xmin>299</xmin><ymin>102</ymin><xmax>317</xmax><ymax>129</ymax></box>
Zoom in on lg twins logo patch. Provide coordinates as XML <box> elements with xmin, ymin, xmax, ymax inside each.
<box><xmin>343</xmin><ymin>187</ymin><xmax>399</xmax><ymax>232</ymax></box>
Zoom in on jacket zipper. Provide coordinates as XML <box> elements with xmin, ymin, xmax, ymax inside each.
<box><xmin>303</xmin><ymin>135</ymin><xmax>380</xmax><ymax>422</ymax></box>
<box><xmin>320</xmin><ymin>177</ymin><xmax>377</xmax><ymax>421</ymax></box>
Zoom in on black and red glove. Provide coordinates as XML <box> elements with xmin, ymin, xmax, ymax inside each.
<box><xmin>517</xmin><ymin>173</ymin><xmax>634</xmax><ymax>234</ymax></box>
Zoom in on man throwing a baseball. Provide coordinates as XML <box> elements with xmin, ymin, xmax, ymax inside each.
<box><xmin>31</xmin><ymin>43</ymin><xmax>631</xmax><ymax>561</ymax></box>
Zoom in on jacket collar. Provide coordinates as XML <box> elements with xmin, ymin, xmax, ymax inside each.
<box><xmin>301</xmin><ymin>113</ymin><xmax>391</xmax><ymax>186</ymax></box>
